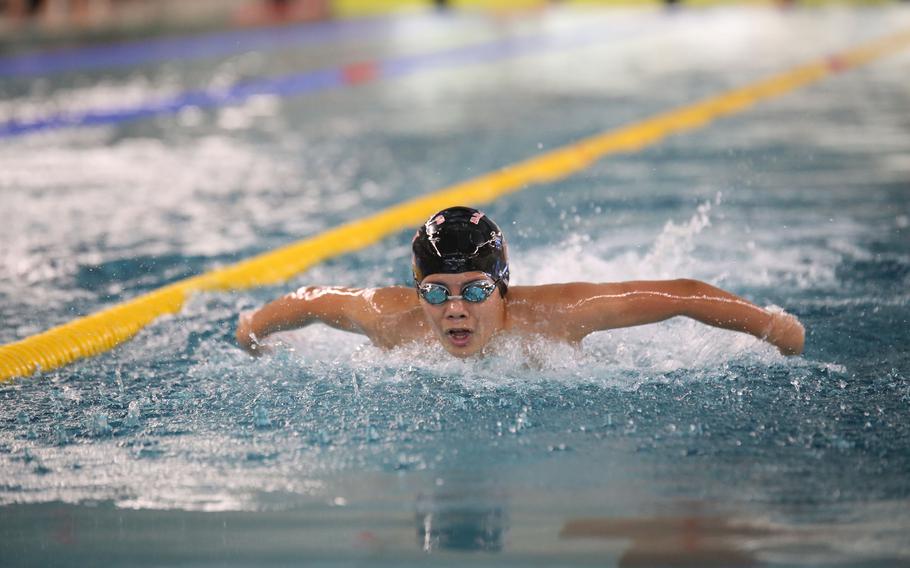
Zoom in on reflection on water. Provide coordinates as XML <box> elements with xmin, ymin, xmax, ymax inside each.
<box><xmin>1</xmin><ymin>4</ymin><xmax>909</xmax><ymax>567</ymax></box>
<box><xmin>561</xmin><ymin>509</ymin><xmax>770</xmax><ymax>567</ymax></box>
<box><xmin>1</xmin><ymin>489</ymin><xmax>909</xmax><ymax>566</ymax></box>
<box><xmin>416</xmin><ymin>485</ymin><xmax>508</xmax><ymax>552</ymax></box>
<box><xmin>558</xmin><ymin>500</ymin><xmax>910</xmax><ymax>567</ymax></box>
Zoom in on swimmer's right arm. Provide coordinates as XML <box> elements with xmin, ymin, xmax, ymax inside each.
<box><xmin>235</xmin><ymin>286</ymin><xmax>374</xmax><ymax>356</ymax></box>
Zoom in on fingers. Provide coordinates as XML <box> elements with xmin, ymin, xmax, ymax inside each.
<box><xmin>236</xmin><ymin>311</ymin><xmax>270</xmax><ymax>357</ymax></box>
<box><xmin>768</xmin><ymin>312</ymin><xmax>805</xmax><ymax>356</ymax></box>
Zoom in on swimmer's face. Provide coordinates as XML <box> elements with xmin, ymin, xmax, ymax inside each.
<box><xmin>418</xmin><ymin>271</ymin><xmax>505</xmax><ymax>358</ymax></box>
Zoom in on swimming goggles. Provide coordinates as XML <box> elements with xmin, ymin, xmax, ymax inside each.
<box><xmin>418</xmin><ymin>280</ymin><xmax>498</xmax><ymax>305</ymax></box>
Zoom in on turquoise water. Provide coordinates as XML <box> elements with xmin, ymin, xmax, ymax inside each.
<box><xmin>2</xmin><ymin>5</ymin><xmax>910</xmax><ymax>566</ymax></box>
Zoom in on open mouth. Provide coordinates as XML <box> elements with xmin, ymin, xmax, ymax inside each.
<box><xmin>446</xmin><ymin>328</ymin><xmax>473</xmax><ymax>347</ymax></box>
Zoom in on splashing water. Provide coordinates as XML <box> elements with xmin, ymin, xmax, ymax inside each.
<box><xmin>1</xmin><ymin>7</ymin><xmax>909</xmax><ymax>564</ymax></box>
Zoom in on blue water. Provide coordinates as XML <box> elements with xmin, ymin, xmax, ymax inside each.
<box><xmin>1</xmin><ymin>5</ymin><xmax>910</xmax><ymax>566</ymax></box>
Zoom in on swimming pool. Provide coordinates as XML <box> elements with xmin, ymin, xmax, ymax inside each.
<box><xmin>1</xmin><ymin>4</ymin><xmax>909</xmax><ymax>566</ymax></box>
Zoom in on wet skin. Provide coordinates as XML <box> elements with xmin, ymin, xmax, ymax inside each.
<box><xmin>417</xmin><ymin>272</ymin><xmax>506</xmax><ymax>358</ymax></box>
<box><xmin>236</xmin><ymin>276</ymin><xmax>805</xmax><ymax>358</ymax></box>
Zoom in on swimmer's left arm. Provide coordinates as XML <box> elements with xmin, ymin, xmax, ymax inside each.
<box><xmin>558</xmin><ymin>279</ymin><xmax>804</xmax><ymax>355</ymax></box>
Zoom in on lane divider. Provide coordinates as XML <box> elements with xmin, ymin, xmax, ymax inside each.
<box><xmin>0</xmin><ymin>19</ymin><xmax>659</xmax><ymax>138</ymax></box>
<box><xmin>2</xmin><ymin>28</ymin><xmax>909</xmax><ymax>381</ymax></box>
<box><xmin>0</xmin><ymin>15</ymin><xmax>414</xmax><ymax>78</ymax></box>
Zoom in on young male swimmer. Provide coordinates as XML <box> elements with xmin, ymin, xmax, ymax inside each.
<box><xmin>236</xmin><ymin>206</ymin><xmax>805</xmax><ymax>358</ymax></box>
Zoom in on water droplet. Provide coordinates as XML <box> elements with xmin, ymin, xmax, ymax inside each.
<box><xmin>253</xmin><ymin>405</ymin><xmax>271</xmax><ymax>428</ymax></box>
<box><xmin>124</xmin><ymin>401</ymin><xmax>141</xmax><ymax>428</ymax></box>
<box><xmin>86</xmin><ymin>412</ymin><xmax>112</xmax><ymax>437</ymax></box>
<box><xmin>509</xmin><ymin>406</ymin><xmax>530</xmax><ymax>434</ymax></box>
<box><xmin>316</xmin><ymin>430</ymin><xmax>333</xmax><ymax>446</ymax></box>
<box><xmin>366</xmin><ymin>426</ymin><xmax>380</xmax><ymax>443</ymax></box>
<box><xmin>395</xmin><ymin>453</ymin><xmax>424</xmax><ymax>471</ymax></box>
<box><xmin>54</xmin><ymin>425</ymin><xmax>69</xmax><ymax>446</ymax></box>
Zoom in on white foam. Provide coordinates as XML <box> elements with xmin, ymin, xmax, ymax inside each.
<box><xmin>222</xmin><ymin>198</ymin><xmax>829</xmax><ymax>390</ymax></box>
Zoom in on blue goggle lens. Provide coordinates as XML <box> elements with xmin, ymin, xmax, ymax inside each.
<box><xmin>462</xmin><ymin>282</ymin><xmax>494</xmax><ymax>302</ymax></box>
<box><xmin>421</xmin><ymin>285</ymin><xmax>449</xmax><ymax>305</ymax></box>
<box><xmin>419</xmin><ymin>281</ymin><xmax>497</xmax><ymax>305</ymax></box>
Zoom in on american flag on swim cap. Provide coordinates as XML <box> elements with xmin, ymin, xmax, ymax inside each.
<box><xmin>411</xmin><ymin>206</ymin><xmax>509</xmax><ymax>293</ymax></box>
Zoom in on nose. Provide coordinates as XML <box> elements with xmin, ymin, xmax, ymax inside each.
<box><xmin>444</xmin><ymin>299</ymin><xmax>468</xmax><ymax>319</ymax></box>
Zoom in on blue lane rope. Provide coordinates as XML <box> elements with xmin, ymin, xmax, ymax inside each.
<box><xmin>0</xmin><ymin>16</ymin><xmax>404</xmax><ymax>78</ymax></box>
<box><xmin>0</xmin><ymin>19</ymin><xmax>658</xmax><ymax>138</ymax></box>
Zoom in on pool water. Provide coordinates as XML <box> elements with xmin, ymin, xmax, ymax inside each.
<box><xmin>1</xmin><ymin>5</ymin><xmax>909</xmax><ymax>566</ymax></box>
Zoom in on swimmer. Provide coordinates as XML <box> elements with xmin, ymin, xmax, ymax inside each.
<box><xmin>236</xmin><ymin>206</ymin><xmax>805</xmax><ymax>358</ymax></box>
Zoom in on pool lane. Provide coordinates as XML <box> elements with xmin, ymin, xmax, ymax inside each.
<box><xmin>0</xmin><ymin>16</ymin><xmax>410</xmax><ymax>78</ymax></box>
<box><xmin>0</xmin><ymin>17</ymin><xmax>663</xmax><ymax>138</ymax></box>
<box><xmin>2</xmin><ymin>27</ymin><xmax>909</xmax><ymax>382</ymax></box>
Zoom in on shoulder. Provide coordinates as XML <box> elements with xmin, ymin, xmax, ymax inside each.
<box><xmin>358</xmin><ymin>286</ymin><xmax>427</xmax><ymax>346</ymax></box>
<box><xmin>506</xmin><ymin>282</ymin><xmax>626</xmax><ymax>308</ymax></box>
<box><xmin>503</xmin><ymin>283</ymin><xmax>601</xmax><ymax>337</ymax></box>
<box><xmin>368</xmin><ymin>286</ymin><xmax>420</xmax><ymax>312</ymax></box>
<box><xmin>288</xmin><ymin>285</ymin><xmax>416</xmax><ymax>311</ymax></box>
<box><xmin>503</xmin><ymin>282</ymin><xmax>641</xmax><ymax>340</ymax></box>
<box><xmin>506</xmin><ymin>281</ymin><xmax>692</xmax><ymax>307</ymax></box>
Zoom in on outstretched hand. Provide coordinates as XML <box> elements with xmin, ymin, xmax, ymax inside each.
<box><xmin>765</xmin><ymin>311</ymin><xmax>805</xmax><ymax>356</ymax></box>
<box><xmin>236</xmin><ymin>311</ymin><xmax>272</xmax><ymax>357</ymax></box>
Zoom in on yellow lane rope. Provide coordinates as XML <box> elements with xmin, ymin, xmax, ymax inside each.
<box><xmin>2</xmin><ymin>29</ymin><xmax>909</xmax><ymax>381</ymax></box>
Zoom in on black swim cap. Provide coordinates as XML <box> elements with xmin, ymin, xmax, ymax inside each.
<box><xmin>412</xmin><ymin>206</ymin><xmax>510</xmax><ymax>295</ymax></box>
